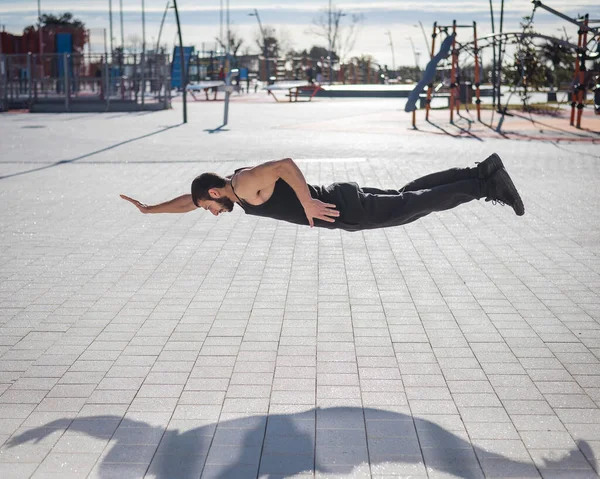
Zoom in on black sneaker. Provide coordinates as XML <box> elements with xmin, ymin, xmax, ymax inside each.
<box><xmin>476</xmin><ymin>153</ymin><xmax>505</xmax><ymax>179</ymax></box>
<box><xmin>484</xmin><ymin>168</ymin><xmax>525</xmax><ymax>216</ymax></box>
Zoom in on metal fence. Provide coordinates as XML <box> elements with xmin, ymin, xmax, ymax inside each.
<box><xmin>0</xmin><ymin>53</ymin><xmax>172</xmax><ymax>111</ymax></box>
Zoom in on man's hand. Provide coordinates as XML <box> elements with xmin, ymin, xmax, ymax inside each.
<box><xmin>303</xmin><ymin>199</ymin><xmax>339</xmax><ymax>227</ymax></box>
<box><xmin>120</xmin><ymin>194</ymin><xmax>151</xmax><ymax>214</ymax></box>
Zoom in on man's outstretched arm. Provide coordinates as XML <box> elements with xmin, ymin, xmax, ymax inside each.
<box><xmin>120</xmin><ymin>194</ymin><xmax>197</xmax><ymax>214</ymax></box>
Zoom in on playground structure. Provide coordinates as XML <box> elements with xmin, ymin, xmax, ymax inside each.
<box><xmin>409</xmin><ymin>1</ymin><xmax>600</xmax><ymax>131</ymax></box>
<box><xmin>422</xmin><ymin>21</ymin><xmax>482</xmax><ymax>127</ymax></box>
<box><xmin>0</xmin><ymin>52</ymin><xmax>171</xmax><ymax>112</ymax></box>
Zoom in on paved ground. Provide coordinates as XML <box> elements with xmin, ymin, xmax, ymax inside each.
<box><xmin>0</xmin><ymin>98</ymin><xmax>599</xmax><ymax>479</ymax></box>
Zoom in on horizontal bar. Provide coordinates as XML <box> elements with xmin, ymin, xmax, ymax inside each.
<box><xmin>436</xmin><ymin>25</ymin><xmax>474</xmax><ymax>28</ymax></box>
<box><xmin>533</xmin><ymin>1</ymin><xmax>581</xmax><ymax>27</ymax></box>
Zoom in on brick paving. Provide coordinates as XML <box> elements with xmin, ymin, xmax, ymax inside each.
<box><xmin>0</xmin><ymin>99</ymin><xmax>599</xmax><ymax>478</ymax></box>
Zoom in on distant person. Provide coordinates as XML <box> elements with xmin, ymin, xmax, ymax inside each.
<box><xmin>316</xmin><ymin>62</ymin><xmax>323</xmax><ymax>84</ymax></box>
<box><xmin>121</xmin><ymin>154</ymin><xmax>524</xmax><ymax>231</ymax></box>
<box><xmin>306</xmin><ymin>64</ymin><xmax>314</xmax><ymax>84</ymax></box>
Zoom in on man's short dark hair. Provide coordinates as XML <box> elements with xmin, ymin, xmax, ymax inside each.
<box><xmin>191</xmin><ymin>172</ymin><xmax>226</xmax><ymax>206</ymax></box>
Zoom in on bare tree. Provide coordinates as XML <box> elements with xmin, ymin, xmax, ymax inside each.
<box><xmin>308</xmin><ymin>7</ymin><xmax>364</xmax><ymax>63</ymax></box>
<box><xmin>126</xmin><ymin>34</ymin><xmax>142</xmax><ymax>54</ymax></box>
<box><xmin>216</xmin><ymin>30</ymin><xmax>244</xmax><ymax>59</ymax></box>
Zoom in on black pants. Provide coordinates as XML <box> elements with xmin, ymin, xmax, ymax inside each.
<box><xmin>327</xmin><ymin>167</ymin><xmax>483</xmax><ymax>231</ymax></box>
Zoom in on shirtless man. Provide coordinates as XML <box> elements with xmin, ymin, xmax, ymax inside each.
<box><xmin>120</xmin><ymin>153</ymin><xmax>524</xmax><ymax>231</ymax></box>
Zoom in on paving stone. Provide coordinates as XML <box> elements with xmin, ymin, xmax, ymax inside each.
<box><xmin>1</xmin><ymin>101</ymin><xmax>599</xmax><ymax>478</ymax></box>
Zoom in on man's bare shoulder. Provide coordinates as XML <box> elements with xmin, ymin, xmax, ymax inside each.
<box><xmin>232</xmin><ymin>165</ymin><xmax>279</xmax><ymax>203</ymax></box>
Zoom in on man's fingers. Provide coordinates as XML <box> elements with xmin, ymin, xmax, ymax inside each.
<box><xmin>121</xmin><ymin>195</ymin><xmax>139</xmax><ymax>205</ymax></box>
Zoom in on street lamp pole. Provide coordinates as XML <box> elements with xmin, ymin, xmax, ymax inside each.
<box><xmin>119</xmin><ymin>0</ymin><xmax>125</xmax><ymax>51</ymax></box>
<box><xmin>109</xmin><ymin>0</ymin><xmax>114</xmax><ymax>57</ymax></box>
<box><xmin>385</xmin><ymin>30</ymin><xmax>396</xmax><ymax>71</ymax></box>
<box><xmin>156</xmin><ymin>1</ymin><xmax>171</xmax><ymax>53</ymax></box>
<box><xmin>226</xmin><ymin>0</ymin><xmax>230</xmax><ymax>53</ymax></box>
<box><xmin>141</xmin><ymin>0</ymin><xmax>146</xmax><ymax>55</ymax></box>
<box><xmin>418</xmin><ymin>21</ymin><xmax>431</xmax><ymax>59</ymax></box>
<box><xmin>220</xmin><ymin>0</ymin><xmax>223</xmax><ymax>52</ymax></box>
<box><xmin>408</xmin><ymin>36</ymin><xmax>419</xmax><ymax>70</ymax></box>
<box><xmin>37</xmin><ymin>0</ymin><xmax>42</xmax><ymax>55</ymax></box>
<box><xmin>249</xmin><ymin>10</ymin><xmax>270</xmax><ymax>82</ymax></box>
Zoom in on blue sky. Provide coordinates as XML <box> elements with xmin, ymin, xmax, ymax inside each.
<box><xmin>1</xmin><ymin>1</ymin><xmax>598</xmax><ymax>67</ymax></box>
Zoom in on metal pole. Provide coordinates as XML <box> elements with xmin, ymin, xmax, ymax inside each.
<box><xmin>172</xmin><ymin>0</ymin><xmax>187</xmax><ymax>123</ymax></box>
<box><xmin>104</xmin><ymin>54</ymin><xmax>109</xmax><ymax>108</ymax></box>
<box><xmin>220</xmin><ymin>0</ymin><xmax>223</xmax><ymax>52</ymax></box>
<box><xmin>226</xmin><ymin>0</ymin><xmax>230</xmax><ymax>53</ymax></box>
<box><xmin>408</xmin><ymin>36</ymin><xmax>418</xmax><ymax>69</ymax></box>
<box><xmin>488</xmin><ymin>0</ymin><xmax>496</xmax><ymax>109</ymax></box>
<box><xmin>64</xmin><ymin>53</ymin><xmax>70</xmax><ymax>112</ymax></box>
<box><xmin>103</xmin><ymin>28</ymin><xmax>108</xmax><ymax>59</ymax></box>
<box><xmin>497</xmin><ymin>0</ymin><xmax>504</xmax><ymax>111</ymax></box>
<box><xmin>142</xmin><ymin>0</ymin><xmax>146</xmax><ymax>54</ymax></box>
<box><xmin>27</xmin><ymin>53</ymin><xmax>32</xmax><ymax>105</ymax></box>
<box><xmin>473</xmin><ymin>21</ymin><xmax>482</xmax><ymax>121</ymax></box>
<box><xmin>157</xmin><ymin>1</ymin><xmax>170</xmax><ymax>53</ymax></box>
<box><xmin>450</xmin><ymin>20</ymin><xmax>457</xmax><ymax>123</ymax></box>
<box><xmin>109</xmin><ymin>0</ymin><xmax>114</xmax><ymax>57</ymax></box>
<box><xmin>386</xmin><ymin>30</ymin><xmax>396</xmax><ymax>71</ymax></box>
<box><xmin>576</xmin><ymin>14</ymin><xmax>589</xmax><ymax>129</ymax></box>
<box><xmin>141</xmin><ymin>0</ymin><xmax>146</xmax><ymax>107</ymax></box>
<box><xmin>418</xmin><ymin>21</ymin><xmax>432</xmax><ymax>60</ymax></box>
<box><xmin>425</xmin><ymin>22</ymin><xmax>437</xmax><ymax>121</ymax></box>
<box><xmin>120</xmin><ymin>0</ymin><xmax>125</xmax><ymax>51</ymax></box>
<box><xmin>328</xmin><ymin>0</ymin><xmax>332</xmax><ymax>84</ymax></box>
<box><xmin>252</xmin><ymin>9</ymin><xmax>270</xmax><ymax>83</ymax></box>
<box><xmin>37</xmin><ymin>0</ymin><xmax>42</xmax><ymax>54</ymax></box>
<box><xmin>570</xmin><ymin>25</ymin><xmax>582</xmax><ymax>125</ymax></box>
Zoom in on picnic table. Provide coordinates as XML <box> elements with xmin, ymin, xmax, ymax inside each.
<box><xmin>186</xmin><ymin>81</ymin><xmax>240</xmax><ymax>101</ymax></box>
<box><xmin>265</xmin><ymin>82</ymin><xmax>323</xmax><ymax>102</ymax></box>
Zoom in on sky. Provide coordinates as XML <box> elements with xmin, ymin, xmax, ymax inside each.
<box><xmin>0</xmin><ymin>1</ymin><xmax>598</xmax><ymax>68</ymax></box>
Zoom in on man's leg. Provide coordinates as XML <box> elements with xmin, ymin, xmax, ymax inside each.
<box><xmin>398</xmin><ymin>153</ymin><xmax>505</xmax><ymax>193</ymax></box>
<box><xmin>360</xmin><ymin>178</ymin><xmax>484</xmax><ymax>229</ymax></box>
<box><xmin>399</xmin><ymin>167</ymin><xmax>476</xmax><ymax>193</ymax></box>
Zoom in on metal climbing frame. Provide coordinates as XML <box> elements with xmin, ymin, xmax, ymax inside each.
<box><xmin>424</xmin><ymin>21</ymin><xmax>482</xmax><ymax>124</ymax></box>
<box><xmin>533</xmin><ymin>0</ymin><xmax>600</xmax><ymax>129</ymax></box>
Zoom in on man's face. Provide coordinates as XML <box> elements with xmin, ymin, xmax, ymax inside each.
<box><xmin>198</xmin><ymin>196</ymin><xmax>234</xmax><ymax>216</ymax></box>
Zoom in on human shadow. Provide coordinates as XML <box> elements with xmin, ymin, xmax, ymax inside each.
<box><xmin>6</xmin><ymin>407</ymin><xmax>597</xmax><ymax>478</ymax></box>
<box><xmin>0</xmin><ymin>124</ymin><xmax>181</xmax><ymax>181</ymax></box>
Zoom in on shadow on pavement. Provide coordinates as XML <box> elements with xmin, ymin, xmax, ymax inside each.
<box><xmin>0</xmin><ymin>124</ymin><xmax>181</xmax><ymax>181</ymax></box>
<box><xmin>5</xmin><ymin>407</ymin><xmax>597</xmax><ymax>478</ymax></box>
<box><xmin>204</xmin><ymin>124</ymin><xmax>230</xmax><ymax>134</ymax></box>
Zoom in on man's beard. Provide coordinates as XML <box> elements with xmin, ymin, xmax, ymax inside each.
<box><xmin>215</xmin><ymin>196</ymin><xmax>234</xmax><ymax>212</ymax></box>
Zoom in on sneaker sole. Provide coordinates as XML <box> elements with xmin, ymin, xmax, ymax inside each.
<box><xmin>498</xmin><ymin>168</ymin><xmax>525</xmax><ymax>216</ymax></box>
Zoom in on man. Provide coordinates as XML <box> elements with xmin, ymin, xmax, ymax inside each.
<box><xmin>120</xmin><ymin>153</ymin><xmax>524</xmax><ymax>232</ymax></box>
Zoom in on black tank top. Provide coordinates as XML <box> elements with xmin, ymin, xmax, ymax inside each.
<box><xmin>230</xmin><ymin>168</ymin><xmax>361</xmax><ymax>230</ymax></box>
